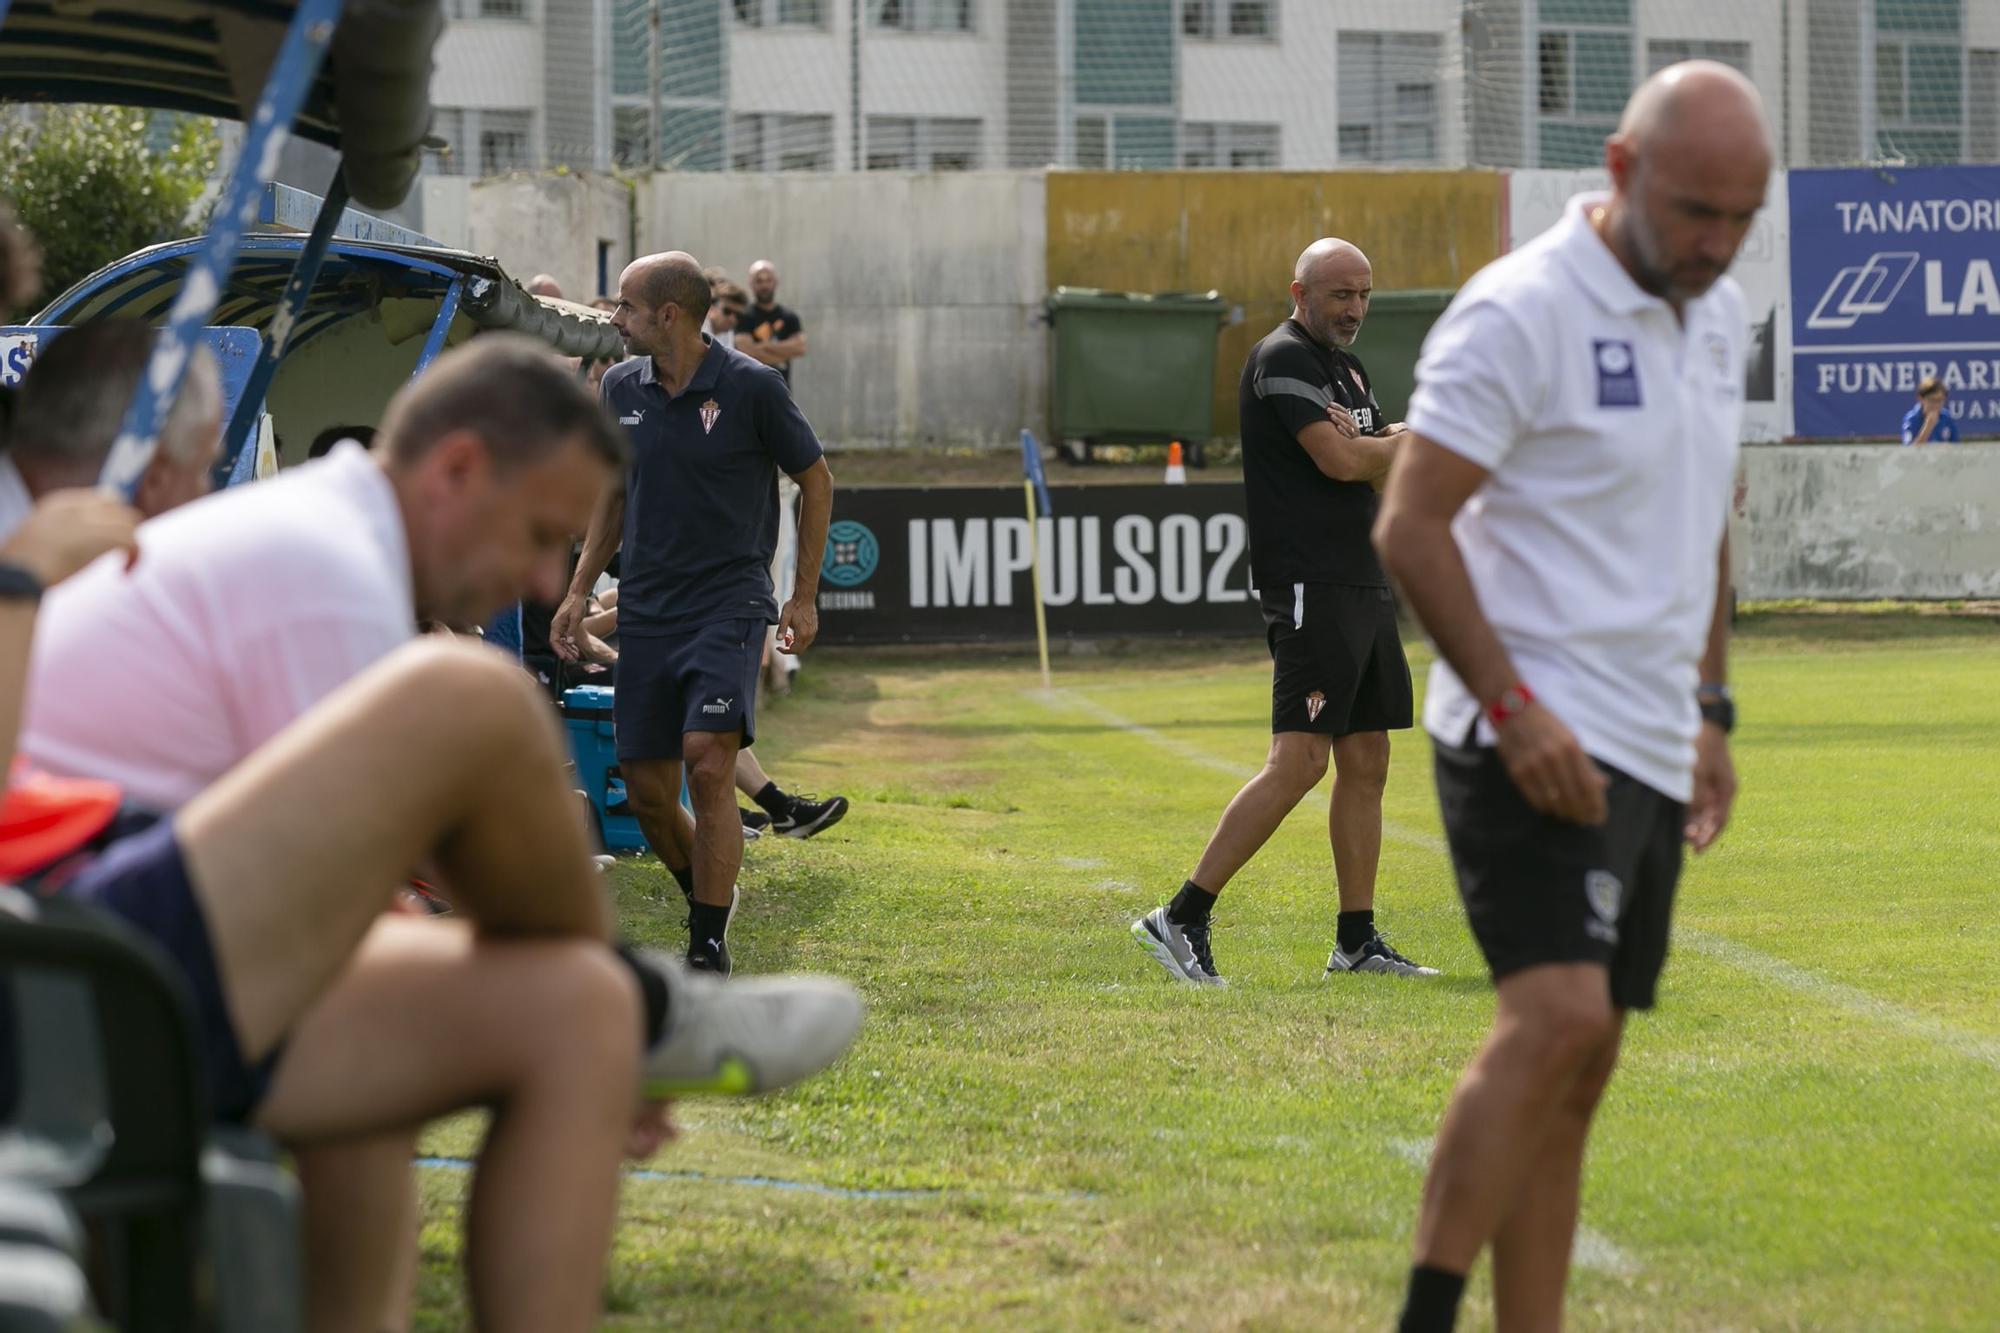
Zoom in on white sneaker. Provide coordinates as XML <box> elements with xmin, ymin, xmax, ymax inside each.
<box><xmin>1130</xmin><ymin>906</ymin><xmax>1226</xmax><ymax>987</ymax></box>
<box><xmin>1324</xmin><ymin>933</ymin><xmax>1439</xmax><ymax>977</ymax></box>
<box><xmin>640</xmin><ymin>951</ymin><xmax>864</xmax><ymax>1097</ymax></box>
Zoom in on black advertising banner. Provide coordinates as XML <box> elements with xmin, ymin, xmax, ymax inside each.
<box><xmin>814</xmin><ymin>484</ymin><xmax>1268</xmax><ymax>643</ymax></box>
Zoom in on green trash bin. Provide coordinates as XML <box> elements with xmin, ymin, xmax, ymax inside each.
<box><xmin>1046</xmin><ymin>287</ymin><xmax>1227</xmax><ymax>463</ymax></box>
<box><xmin>1356</xmin><ymin>288</ymin><xmax>1456</xmax><ymax>426</ymax></box>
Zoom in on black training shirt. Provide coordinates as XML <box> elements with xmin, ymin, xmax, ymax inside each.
<box><xmin>735</xmin><ymin>301</ymin><xmax>804</xmax><ymax>385</ymax></box>
<box><xmin>1239</xmin><ymin>318</ymin><xmax>1388</xmax><ymax>589</ymax></box>
<box><xmin>601</xmin><ymin>337</ymin><xmax>824</xmax><ymax>634</ymax></box>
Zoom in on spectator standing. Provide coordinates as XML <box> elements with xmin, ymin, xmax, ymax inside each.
<box><xmin>736</xmin><ymin>260</ymin><xmax>806</xmax><ymax>386</ymax></box>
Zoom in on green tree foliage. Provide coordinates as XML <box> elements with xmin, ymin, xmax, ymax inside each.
<box><xmin>0</xmin><ymin>106</ymin><xmax>218</xmax><ymax>308</ymax></box>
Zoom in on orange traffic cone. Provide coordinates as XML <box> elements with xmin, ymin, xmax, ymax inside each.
<box><xmin>1164</xmin><ymin>440</ymin><xmax>1187</xmax><ymax>485</ymax></box>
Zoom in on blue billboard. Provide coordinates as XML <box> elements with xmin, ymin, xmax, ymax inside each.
<box><xmin>1790</xmin><ymin>166</ymin><xmax>2000</xmax><ymax>440</ymax></box>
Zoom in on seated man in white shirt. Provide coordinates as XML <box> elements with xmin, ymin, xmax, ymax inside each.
<box><xmin>17</xmin><ymin>337</ymin><xmax>862</xmax><ymax>1331</ymax></box>
<box><xmin>0</xmin><ymin>318</ymin><xmax>224</xmax><ymax>542</ymax></box>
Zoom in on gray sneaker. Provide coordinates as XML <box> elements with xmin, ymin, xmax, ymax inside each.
<box><xmin>1325</xmin><ymin>933</ymin><xmax>1439</xmax><ymax>977</ymax></box>
<box><xmin>1131</xmin><ymin>906</ymin><xmax>1226</xmax><ymax>987</ymax></box>
<box><xmin>640</xmin><ymin>951</ymin><xmax>865</xmax><ymax>1097</ymax></box>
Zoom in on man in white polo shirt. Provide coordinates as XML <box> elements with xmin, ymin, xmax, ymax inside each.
<box><xmin>1374</xmin><ymin>62</ymin><xmax>1765</xmax><ymax>1332</ymax></box>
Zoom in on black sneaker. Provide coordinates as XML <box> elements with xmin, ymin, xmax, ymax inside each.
<box><xmin>772</xmin><ymin>793</ymin><xmax>849</xmax><ymax>839</ymax></box>
<box><xmin>740</xmin><ymin>807</ymin><xmax>772</xmax><ymax>834</ymax></box>
<box><xmin>684</xmin><ymin>885</ymin><xmax>739</xmax><ymax>977</ymax></box>
<box><xmin>1325</xmin><ymin>932</ymin><xmax>1439</xmax><ymax>977</ymax></box>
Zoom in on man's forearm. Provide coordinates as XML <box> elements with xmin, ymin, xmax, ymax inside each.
<box><xmin>791</xmin><ymin>462</ymin><xmax>832</xmax><ymax>598</ymax></box>
<box><xmin>1379</xmin><ymin>516</ymin><xmax>1521</xmax><ymax>707</ymax></box>
<box><xmin>568</xmin><ymin>486</ymin><xmax>625</xmax><ymax>600</ymax></box>
<box><xmin>1699</xmin><ymin>531</ymin><xmax>1731</xmax><ymax>685</ymax></box>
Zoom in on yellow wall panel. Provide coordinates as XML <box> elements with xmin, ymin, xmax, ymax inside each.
<box><xmin>1046</xmin><ymin>171</ymin><xmax>1505</xmax><ymax>438</ymax></box>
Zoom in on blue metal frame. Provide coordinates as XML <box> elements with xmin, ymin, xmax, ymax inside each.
<box><xmin>97</xmin><ymin>0</ymin><xmax>346</xmax><ymax>499</ymax></box>
<box><xmin>0</xmin><ymin>3</ymin><xmax>13</xmax><ymax>35</ymax></box>
<box><xmin>410</xmin><ymin>278</ymin><xmax>464</xmax><ymax>380</ymax></box>
<box><xmin>215</xmin><ymin>172</ymin><xmax>350</xmax><ymax>482</ymax></box>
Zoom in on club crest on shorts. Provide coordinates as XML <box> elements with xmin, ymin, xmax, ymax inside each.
<box><xmin>1585</xmin><ymin>869</ymin><xmax>1623</xmax><ymax>925</ymax></box>
<box><xmin>699</xmin><ymin>399</ymin><xmax>721</xmax><ymax>434</ymax></box>
<box><xmin>1305</xmin><ymin>690</ymin><xmax>1326</xmax><ymax>723</ymax></box>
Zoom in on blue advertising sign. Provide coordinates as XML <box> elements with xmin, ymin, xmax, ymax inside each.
<box><xmin>1790</xmin><ymin>166</ymin><xmax>2000</xmax><ymax>439</ymax></box>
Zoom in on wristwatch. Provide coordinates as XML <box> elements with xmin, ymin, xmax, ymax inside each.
<box><xmin>1696</xmin><ymin>683</ymin><xmax>1734</xmax><ymax>734</ymax></box>
<box><xmin>0</xmin><ymin>560</ymin><xmax>43</xmax><ymax>604</ymax></box>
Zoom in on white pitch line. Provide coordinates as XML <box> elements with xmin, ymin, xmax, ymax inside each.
<box><xmin>1032</xmin><ymin>687</ymin><xmax>2000</xmax><ymax>1073</ymax></box>
<box><xmin>1385</xmin><ymin>1138</ymin><xmax>1639</xmax><ymax>1277</ymax></box>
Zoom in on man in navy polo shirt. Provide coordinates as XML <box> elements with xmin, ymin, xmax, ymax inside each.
<box><xmin>555</xmin><ymin>251</ymin><xmax>834</xmax><ymax>973</ymax></box>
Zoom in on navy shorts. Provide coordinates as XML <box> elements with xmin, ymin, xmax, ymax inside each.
<box><xmin>614</xmin><ymin>618</ymin><xmax>765</xmax><ymax>762</ymax></box>
<box><xmin>62</xmin><ymin>820</ymin><xmax>279</xmax><ymax>1123</ymax></box>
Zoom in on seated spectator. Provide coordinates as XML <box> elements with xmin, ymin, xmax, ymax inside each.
<box><xmin>0</xmin><ymin>318</ymin><xmax>222</xmax><ymax>541</ymax></box>
<box><xmin>1901</xmin><ymin>376</ymin><xmax>1959</xmax><ymax>445</ymax></box>
<box><xmin>704</xmin><ymin>281</ymin><xmax>747</xmax><ymax>349</ymax></box>
<box><xmin>307</xmin><ymin>423</ymin><xmax>375</xmax><ymax>461</ymax></box>
<box><xmin>10</xmin><ymin>338</ymin><xmax>864</xmax><ymax>1329</ymax></box>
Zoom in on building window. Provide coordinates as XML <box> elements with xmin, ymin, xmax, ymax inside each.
<box><xmin>1972</xmin><ymin>49</ymin><xmax>1999</xmax><ymax>163</ymax></box>
<box><xmin>873</xmin><ymin>0</ymin><xmax>972</xmax><ymax>32</ymax></box>
<box><xmin>1179</xmin><ymin>0</ymin><xmax>1271</xmax><ymax>40</ymax></box>
<box><xmin>1338</xmin><ymin>31</ymin><xmax>1443</xmax><ymax>164</ymax></box>
<box><xmin>1181</xmin><ymin>121</ymin><xmax>1279</xmax><ymax>168</ymax></box>
<box><xmin>731</xmin><ymin>113</ymin><xmax>834</xmax><ymax>170</ymax></box>
<box><xmin>865</xmin><ymin>115</ymin><xmax>982</xmax><ymax>170</ymax></box>
<box><xmin>1876</xmin><ymin>20</ymin><xmax>1965</xmax><ymax>161</ymax></box>
<box><xmin>1074</xmin><ymin>115</ymin><xmax>1108</xmax><ymax>168</ymax></box>
<box><xmin>1534</xmin><ymin>4</ymin><xmax>1631</xmax><ymax>167</ymax></box>
<box><xmin>425</xmin><ymin>108</ymin><xmax>467</xmax><ymax>175</ymax></box>
<box><xmin>613</xmin><ymin>106</ymin><xmax>651</xmax><ymax>169</ymax></box>
<box><xmin>478</xmin><ymin>110</ymin><xmax>533</xmax><ymax>175</ymax></box>
<box><xmin>476</xmin><ymin>0</ymin><xmax>526</xmax><ymax>16</ymax></box>
<box><xmin>735</xmin><ymin>0</ymin><xmax>824</xmax><ymax>26</ymax></box>
<box><xmin>1646</xmin><ymin>38</ymin><xmax>1750</xmax><ymax>75</ymax></box>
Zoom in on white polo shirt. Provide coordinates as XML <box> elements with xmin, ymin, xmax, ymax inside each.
<box><xmin>22</xmin><ymin>444</ymin><xmax>414</xmax><ymax>811</ymax></box>
<box><xmin>1407</xmin><ymin>192</ymin><xmax>1745</xmax><ymax>802</ymax></box>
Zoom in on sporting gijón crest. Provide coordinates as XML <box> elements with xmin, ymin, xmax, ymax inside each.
<box><xmin>699</xmin><ymin>399</ymin><xmax>721</xmax><ymax>434</ymax></box>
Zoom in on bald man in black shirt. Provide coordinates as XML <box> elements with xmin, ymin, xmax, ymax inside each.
<box><xmin>1132</xmin><ymin>238</ymin><xmax>1435</xmax><ymax>987</ymax></box>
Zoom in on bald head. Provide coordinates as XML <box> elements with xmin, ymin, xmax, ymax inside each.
<box><xmin>748</xmin><ymin>259</ymin><xmax>779</xmax><ymax>305</ymax></box>
<box><xmin>625</xmin><ymin>252</ymin><xmax>711</xmax><ymax>321</ymax></box>
<box><xmin>1290</xmin><ymin>238</ymin><xmax>1374</xmax><ymax>348</ymax></box>
<box><xmin>1598</xmin><ymin>60</ymin><xmax>1772</xmax><ymax>306</ymax></box>
<box><xmin>1617</xmin><ymin>60</ymin><xmax>1773</xmax><ymax>165</ymax></box>
<box><xmin>612</xmin><ymin>251</ymin><xmax>713</xmax><ymax>359</ymax></box>
<box><xmin>526</xmin><ymin>274</ymin><xmax>563</xmax><ymax>299</ymax></box>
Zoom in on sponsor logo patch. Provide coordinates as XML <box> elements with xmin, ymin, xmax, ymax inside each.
<box><xmin>618</xmin><ymin>412</ymin><xmax>644</xmax><ymax>426</ymax></box>
<box><xmin>1584</xmin><ymin>869</ymin><xmax>1623</xmax><ymax>944</ymax></box>
<box><xmin>700</xmin><ymin>696</ymin><xmax>734</xmax><ymax>716</ymax></box>
<box><xmin>1593</xmin><ymin>338</ymin><xmax>1642</xmax><ymax>408</ymax></box>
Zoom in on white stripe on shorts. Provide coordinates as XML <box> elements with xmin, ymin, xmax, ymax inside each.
<box><xmin>1292</xmin><ymin>582</ymin><xmax>1305</xmax><ymax>630</ymax></box>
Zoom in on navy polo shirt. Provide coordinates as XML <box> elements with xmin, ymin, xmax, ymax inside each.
<box><xmin>601</xmin><ymin>336</ymin><xmax>824</xmax><ymax>634</ymax></box>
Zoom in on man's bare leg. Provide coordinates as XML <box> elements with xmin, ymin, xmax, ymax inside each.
<box><xmin>255</xmin><ymin>917</ymin><xmax>638</xmax><ymax>1333</ymax></box>
<box><xmin>1188</xmin><ymin>732</ymin><xmax>1330</xmax><ymax>894</ymax></box>
<box><xmin>623</xmin><ymin>757</ymin><xmax>696</xmax><ymax>875</ymax></box>
<box><xmin>1410</xmin><ymin>965</ymin><xmax>1618</xmax><ymax>1276</ymax></box>
<box><xmin>1328</xmin><ymin>730</ymin><xmax>1390</xmax><ymax>913</ymax></box>
<box><xmin>176</xmin><ymin>639</ymin><xmax>614</xmax><ymax>1053</ymax></box>
<box><xmin>293</xmin><ymin>1129</ymin><xmax>421</xmax><ymax>1333</ymax></box>
<box><xmin>735</xmin><ymin>747</ymin><xmax>772</xmax><ymax>799</ymax></box>
<box><xmin>683</xmin><ymin>730</ymin><xmax>744</xmax><ymax>909</ymax></box>
<box><xmin>1490</xmin><ymin>1017</ymin><xmax>1624</xmax><ymax>1331</ymax></box>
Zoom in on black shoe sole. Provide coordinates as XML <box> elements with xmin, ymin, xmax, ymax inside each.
<box><xmin>778</xmin><ymin>797</ymin><xmax>849</xmax><ymax>839</ymax></box>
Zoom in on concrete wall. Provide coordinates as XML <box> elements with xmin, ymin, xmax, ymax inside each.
<box><xmin>639</xmin><ymin>169</ymin><xmax>1048</xmax><ymax>449</ymax></box>
<box><xmin>1735</xmin><ymin>446</ymin><xmax>2000</xmax><ymax>600</ymax></box>
<box><xmin>420</xmin><ymin>173</ymin><xmax>633</xmax><ymax>304</ymax></box>
<box><xmin>1046</xmin><ymin>169</ymin><xmax>1505</xmax><ymax>437</ymax></box>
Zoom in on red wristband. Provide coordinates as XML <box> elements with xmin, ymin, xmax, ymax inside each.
<box><xmin>1485</xmin><ymin>682</ymin><xmax>1535</xmax><ymax>728</ymax></box>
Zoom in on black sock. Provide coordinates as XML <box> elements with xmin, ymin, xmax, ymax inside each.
<box><xmin>1337</xmin><ymin>909</ymin><xmax>1376</xmax><ymax>953</ymax></box>
<box><xmin>667</xmin><ymin>862</ymin><xmax>695</xmax><ymax>899</ymax></box>
<box><xmin>1167</xmin><ymin>879</ymin><xmax>1218</xmax><ymax>926</ymax></box>
<box><xmin>611</xmin><ymin>942</ymin><xmax>670</xmax><ymax>1048</ymax></box>
<box><xmin>752</xmin><ymin>781</ymin><xmax>793</xmax><ymax>818</ymax></box>
<box><xmin>1397</xmin><ymin>1265</ymin><xmax>1466</xmax><ymax>1333</ymax></box>
<box><xmin>688</xmin><ymin>899</ymin><xmax>732</xmax><ymax>945</ymax></box>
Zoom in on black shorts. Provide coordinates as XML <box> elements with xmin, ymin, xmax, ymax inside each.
<box><xmin>1433</xmin><ymin>740</ymin><xmax>1686</xmax><ymax>1010</ymax></box>
<box><xmin>1259</xmin><ymin>582</ymin><xmax>1413</xmax><ymax>736</ymax></box>
<box><xmin>61</xmin><ymin>819</ymin><xmax>279</xmax><ymax>1123</ymax></box>
<box><xmin>614</xmin><ymin>618</ymin><xmax>765</xmax><ymax>762</ymax></box>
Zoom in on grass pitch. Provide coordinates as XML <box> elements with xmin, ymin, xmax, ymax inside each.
<box><xmin>416</xmin><ymin>612</ymin><xmax>2000</xmax><ymax>1330</ymax></box>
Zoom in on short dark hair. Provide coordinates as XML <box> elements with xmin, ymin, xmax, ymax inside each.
<box><xmin>12</xmin><ymin>318</ymin><xmax>220</xmax><ymax>485</ymax></box>
<box><xmin>1917</xmin><ymin>376</ymin><xmax>1946</xmax><ymax>398</ymax></box>
<box><xmin>308</xmin><ymin>424</ymin><xmax>375</xmax><ymax>460</ymax></box>
<box><xmin>378</xmin><ymin>335</ymin><xmax>628</xmax><ymax>473</ymax></box>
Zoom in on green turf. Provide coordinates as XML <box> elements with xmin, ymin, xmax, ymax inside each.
<box><xmin>415</xmin><ymin>611</ymin><xmax>2000</xmax><ymax>1330</ymax></box>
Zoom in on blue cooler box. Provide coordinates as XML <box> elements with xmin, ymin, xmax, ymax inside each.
<box><xmin>561</xmin><ymin>685</ymin><xmax>647</xmax><ymax>854</ymax></box>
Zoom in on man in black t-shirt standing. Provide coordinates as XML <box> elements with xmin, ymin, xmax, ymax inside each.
<box><xmin>1132</xmin><ymin>238</ymin><xmax>1436</xmax><ymax>986</ymax></box>
<box><xmin>735</xmin><ymin>259</ymin><xmax>806</xmax><ymax>386</ymax></box>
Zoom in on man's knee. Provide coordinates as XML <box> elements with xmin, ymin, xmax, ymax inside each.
<box><xmin>1500</xmin><ymin>971</ymin><xmax>1618</xmax><ymax>1071</ymax></box>
<box><xmin>682</xmin><ymin>734</ymin><xmax>737</xmax><ymax>796</ymax></box>
<box><xmin>391</xmin><ymin>639</ymin><xmax>559</xmax><ymax>751</ymax></box>
<box><xmin>621</xmin><ymin>760</ymin><xmax>681</xmax><ymax>817</ymax></box>
<box><xmin>1267</xmin><ymin>736</ymin><xmax>1330</xmax><ymax>794</ymax></box>
<box><xmin>527</xmin><ymin>941</ymin><xmax>643</xmax><ymax>1078</ymax></box>
<box><xmin>1333</xmin><ymin>731</ymin><xmax>1392</xmax><ymax>790</ymax></box>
